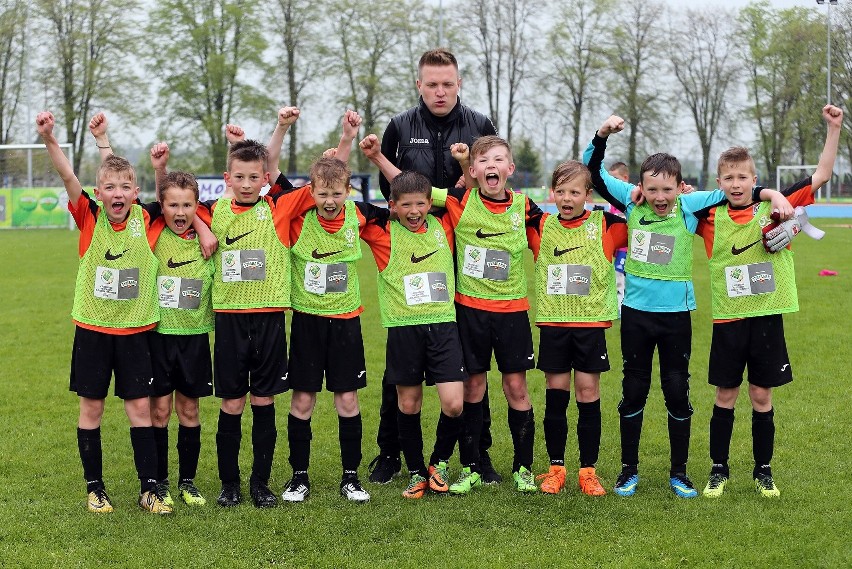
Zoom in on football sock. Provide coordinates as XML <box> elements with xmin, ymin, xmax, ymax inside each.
<box><xmin>376</xmin><ymin>378</ymin><xmax>401</xmax><ymax>456</ymax></box>
<box><xmin>130</xmin><ymin>426</ymin><xmax>158</xmax><ymax>493</ymax></box>
<box><xmin>479</xmin><ymin>383</ymin><xmax>493</xmax><ymax>455</ymax></box>
<box><xmin>177</xmin><ymin>424</ymin><xmax>202</xmax><ymax>482</ymax></box>
<box><xmin>577</xmin><ymin>399</ymin><xmax>602</xmax><ymax>468</ymax></box>
<box><xmin>397</xmin><ymin>410</ymin><xmax>426</xmax><ymax>476</ymax></box>
<box><xmin>339</xmin><ymin>413</ymin><xmax>363</xmax><ymax>476</ymax></box>
<box><xmin>430</xmin><ymin>411</ymin><xmax>461</xmax><ymax>466</ymax></box>
<box><xmin>287</xmin><ymin>413</ymin><xmax>312</xmax><ymax>476</ymax></box>
<box><xmin>153</xmin><ymin>426</ymin><xmax>169</xmax><ymax>482</ymax></box>
<box><xmin>543</xmin><ymin>388</ymin><xmax>570</xmax><ymax>466</ymax></box>
<box><xmin>78</xmin><ymin>427</ymin><xmax>103</xmax><ymax>488</ymax></box>
<box><xmin>709</xmin><ymin>405</ymin><xmax>734</xmax><ymax>475</ymax></box>
<box><xmin>460</xmin><ymin>401</ymin><xmax>483</xmax><ymax>471</ymax></box>
<box><xmin>216</xmin><ymin>409</ymin><xmax>242</xmax><ymax>484</ymax></box>
<box><xmin>752</xmin><ymin>407</ymin><xmax>775</xmax><ymax>478</ymax></box>
<box><xmin>508</xmin><ymin>407</ymin><xmax>535</xmax><ymax>472</ymax></box>
<box><xmin>668</xmin><ymin>414</ymin><xmax>691</xmax><ymax>475</ymax></box>
<box><xmin>250</xmin><ymin>403</ymin><xmax>276</xmax><ymax>484</ymax></box>
<box><xmin>619</xmin><ymin>410</ymin><xmax>644</xmax><ymax>466</ymax></box>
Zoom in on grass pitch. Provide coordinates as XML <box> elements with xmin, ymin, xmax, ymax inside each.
<box><xmin>0</xmin><ymin>224</ymin><xmax>850</xmax><ymax>568</ymax></box>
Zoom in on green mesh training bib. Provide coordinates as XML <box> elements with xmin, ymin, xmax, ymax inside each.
<box><xmin>625</xmin><ymin>198</ymin><xmax>693</xmax><ymax>281</ymax></box>
<box><xmin>535</xmin><ymin>211</ymin><xmax>618</xmax><ymax>323</ymax></box>
<box><xmin>455</xmin><ymin>190</ymin><xmax>528</xmax><ymax>300</ymax></box>
<box><xmin>72</xmin><ymin>204</ymin><xmax>159</xmax><ymax>329</ymax></box>
<box><xmin>709</xmin><ymin>202</ymin><xmax>798</xmax><ymax>319</ymax></box>
<box><xmin>211</xmin><ymin>198</ymin><xmax>290</xmax><ymax>310</ymax></box>
<box><xmin>290</xmin><ymin>202</ymin><xmax>363</xmax><ymax>315</ymax></box>
<box><xmin>378</xmin><ymin>215</ymin><xmax>456</xmax><ymax>328</ymax></box>
<box><xmin>153</xmin><ymin>229</ymin><xmax>214</xmax><ymax>335</ymax></box>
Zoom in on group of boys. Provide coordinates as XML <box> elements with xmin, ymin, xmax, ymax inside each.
<box><xmin>39</xmin><ymin>81</ymin><xmax>841</xmax><ymax>513</ymax></box>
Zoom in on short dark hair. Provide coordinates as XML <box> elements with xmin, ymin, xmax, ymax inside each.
<box><xmin>158</xmin><ymin>171</ymin><xmax>199</xmax><ymax>202</ymax></box>
<box><xmin>640</xmin><ymin>153</ymin><xmax>682</xmax><ymax>185</ymax></box>
<box><xmin>418</xmin><ymin>48</ymin><xmax>459</xmax><ymax>74</ymax></box>
<box><xmin>310</xmin><ymin>157</ymin><xmax>351</xmax><ymax>188</ymax></box>
<box><xmin>227</xmin><ymin>139</ymin><xmax>268</xmax><ymax>171</ymax></box>
<box><xmin>470</xmin><ymin>135</ymin><xmax>512</xmax><ymax>162</ymax></box>
<box><xmin>390</xmin><ymin>171</ymin><xmax>432</xmax><ymax>202</ymax></box>
<box><xmin>717</xmin><ymin>146</ymin><xmax>756</xmax><ymax>176</ymax></box>
<box><xmin>551</xmin><ymin>160</ymin><xmax>592</xmax><ymax>191</ymax></box>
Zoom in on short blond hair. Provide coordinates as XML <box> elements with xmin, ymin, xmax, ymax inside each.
<box><xmin>717</xmin><ymin>146</ymin><xmax>757</xmax><ymax>176</ymax></box>
<box><xmin>96</xmin><ymin>154</ymin><xmax>136</xmax><ymax>186</ymax></box>
<box><xmin>551</xmin><ymin>160</ymin><xmax>592</xmax><ymax>191</ymax></box>
<box><xmin>310</xmin><ymin>157</ymin><xmax>351</xmax><ymax>188</ymax></box>
<box><xmin>470</xmin><ymin>135</ymin><xmax>512</xmax><ymax>162</ymax></box>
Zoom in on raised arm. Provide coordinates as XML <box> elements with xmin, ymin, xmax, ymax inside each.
<box><xmin>359</xmin><ymin>134</ymin><xmax>402</xmax><ymax>182</ymax></box>
<box><xmin>37</xmin><ymin>111</ymin><xmax>83</xmax><ymax>205</ymax></box>
<box><xmin>450</xmin><ymin>142</ymin><xmax>475</xmax><ymax>189</ymax></box>
<box><xmin>225</xmin><ymin>124</ymin><xmax>246</xmax><ymax>146</ymax></box>
<box><xmin>333</xmin><ymin>109</ymin><xmax>362</xmax><ymax>164</ymax></box>
<box><xmin>267</xmin><ymin>106</ymin><xmax>300</xmax><ymax>182</ymax></box>
<box><xmin>812</xmin><ymin>104</ymin><xmax>843</xmax><ymax>191</ymax></box>
<box><xmin>150</xmin><ymin>142</ymin><xmax>170</xmax><ymax>197</ymax></box>
<box><xmin>89</xmin><ymin>112</ymin><xmax>112</xmax><ymax>161</ymax></box>
<box><xmin>582</xmin><ymin>115</ymin><xmax>632</xmax><ymax>211</ymax></box>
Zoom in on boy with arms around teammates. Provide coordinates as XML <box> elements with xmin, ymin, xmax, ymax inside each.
<box><xmin>696</xmin><ymin>105</ymin><xmax>842</xmax><ymax>498</ymax></box>
<box><xmin>528</xmin><ymin>161</ymin><xmax>628</xmax><ymax>496</ymax></box>
<box><xmin>37</xmin><ymin>111</ymin><xmax>171</xmax><ymax>514</ymax></box>
<box><xmin>439</xmin><ymin>135</ymin><xmax>542</xmax><ymax>493</ymax></box>
<box><xmin>360</xmin><ymin>136</ymin><xmax>476</xmax><ymax>498</ymax></box>
<box><xmin>583</xmin><ymin>116</ymin><xmax>790</xmax><ymax>497</ymax></box>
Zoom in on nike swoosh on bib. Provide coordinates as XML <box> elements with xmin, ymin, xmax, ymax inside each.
<box><xmin>553</xmin><ymin>246</ymin><xmax>582</xmax><ymax>257</ymax></box>
<box><xmin>225</xmin><ymin>230</ymin><xmax>254</xmax><ymax>245</ymax></box>
<box><xmin>731</xmin><ymin>239</ymin><xmax>762</xmax><ymax>255</ymax></box>
<box><xmin>104</xmin><ymin>249</ymin><xmax>129</xmax><ymax>261</ymax></box>
<box><xmin>410</xmin><ymin>250</ymin><xmax>438</xmax><ymax>263</ymax></box>
<box><xmin>312</xmin><ymin>248</ymin><xmax>342</xmax><ymax>260</ymax></box>
<box><xmin>167</xmin><ymin>257</ymin><xmax>198</xmax><ymax>269</ymax></box>
<box><xmin>475</xmin><ymin>228</ymin><xmax>507</xmax><ymax>239</ymax></box>
<box><xmin>638</xmin><ymin>216</ymin><xmax>666</xmax><ymax>225</ymax></box>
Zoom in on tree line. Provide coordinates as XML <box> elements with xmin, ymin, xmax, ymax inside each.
<box><xmin>0</xmin><ymin>0</ymin><xmax>849</xmax><ymax>191</ymax></box>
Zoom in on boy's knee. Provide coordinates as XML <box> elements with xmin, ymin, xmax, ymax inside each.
<box><xmin>502</xmin><ymin>374</ymin><xmax>530</xmax><ymax>408</ymax></box>
<box><xmin>175</xmin><ymin>399</ymin><xmax>200</xmax><ymax>425</ymax></box>
<box><xmin>289</xmin><ymin>391</ymin><xmax>315</xmax><ymax>417</ymax></box>
<box><xmin>748</xmin><ymin>385</ymin><xmax>772</xmax><ymax>410</ymax></box>
<box><xmin>334</xmin><ymin>391</ymin><xmax>360</xmax><ymax>417</ymax></box>
<box><xmin>441</xmin><ymin>399</ymin><xmax>463</xmax><ymax>418</ymax></box>
<box><xmin>661</xmin><ymin>372</ymin><xmax>692</xmax><ymax>418</ymax></box>
<box><xmin>220</xmin><ymin>397</ymin><xmax>246</xmax><ymax>415</ymax></box>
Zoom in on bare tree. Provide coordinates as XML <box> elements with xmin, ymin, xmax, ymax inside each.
<box><xmin>668</xmin><ymin>8</ymin><xmax>736</xmax><ymax>189</ymax></box>
<box><xmin>36</xmin><ymin>0</ymin><xmax>140</xmax><ymax>170</ymax></box>
<box><xmin>545</xmin><ymin>0</ymin><xmax>613</xmax><ymax>160</ymax></box>
<box><xmin>147</xmin><ymin>0</ymin><xmax>273</xmax><ymax>172</ymax></box>
<box><xmin>0</xmin><ymin>0</ymin><xmax>27</xmax><ymax>144</ymax></box>
<box><xmin>830</xmin><ymin>2</ymin><xmax>852</xmax><ymax>177</ymax></box>
<box><xmin>605</xmin><ymin>0</ymin><xmax>667</xmax><ymax>174</ymax></box>
<box><xmin>273</xmin><ymin>0</ymin><xmax>324</xmax><ymax>174</ymax></box>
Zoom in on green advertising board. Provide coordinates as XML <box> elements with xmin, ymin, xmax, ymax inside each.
<box><xmin>0</xmin><ymin>188</ymin><xmax>69</xmax><ymax>228</ymax></box>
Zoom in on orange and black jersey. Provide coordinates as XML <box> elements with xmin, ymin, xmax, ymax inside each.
<box><xmin>443</xmin><ymin>186</ymin><xmax>544</xmax><ymax>312</ymax></box>
<box><xmin>528</xmin><ymin>210</ymin><xmax>627</xmax><ymax>328</ymax></box>
<box><xmin>68</xmin><ymin>191</ymin><xmax>162</xmax><ymax>334</ymax></box>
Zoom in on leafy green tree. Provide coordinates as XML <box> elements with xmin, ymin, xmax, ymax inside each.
<box><xmin>147</xmin><ymin>0</ymin><xmax>273</xmax><ymax>172</ymax></box>
<box><xmin>0</xmin><ymin>0</ymin><xmax>27</xmax><ymax>144</ymax></box>
<box><xmin>511</xmin><ymin>136</ymin><xmax>541</xmax><ymax>187</ymax></box>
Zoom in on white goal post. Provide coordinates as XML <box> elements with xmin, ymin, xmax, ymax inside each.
<box><xmin>776</xmin><ymin>165</ymin><xmax>819</xmax><ymax>200</ymax></box>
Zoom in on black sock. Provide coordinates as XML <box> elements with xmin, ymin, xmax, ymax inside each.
<box><xmin>508</xmin><ymin>407</ymin><xmax>535</xmax><ymax>472</ymax></box>
<box><xmin>397</xmin><ymin>410</ymin><xmax>426</xmax><ymax>476</ymax></box>
<box><xmin>153</xmin><ymin>426</ymin><xmax>169</xmax><ymax>483</ymax></box>
<box><xmin>752</xmin><ymin>408</ymin><xmax>775</xmax><ymax>478</ymax></box>
<box><xmin>543</xmin><ymin>389</ymin><xmax>569</xmax><ymax>466</ymax></box>
<box><xmin>430</xmin><ymin>412</ymin><xmax>461</xmax><ymax>466</ymax></box>
<box><xmin>619</xmin><ymin>411</ymin><xmax>643</xmax><ymax>466</ymax></box>
<box><xmin>288</xmin><ymin>413</ymin><xmax>312</xmax><ymax>477</ymax></box>
<box><xmin>668</xmin><ymin>415</ymin><xmax>691</xmax><ymax>476</ymax></box>
<box><xmin>459</xmin><ymin>401</ymin><xmax>483</xmax><ymax>471</ymax></box>
<box><xmin>339</xmin><ymin>413</ymin><xmax>363</xmax><ymax>477</ymax></box>
<box><xmin>177</xmin><ymin>424</ymin><xmax>202</xmax><ymax>482</ymax></box>
<box><xmin>216</xmin><ymin>410</ymin><xmax>242</xmax><ymax>484</ymax></box>
<box><xmin>78</xmin><ymin>427</ymin><xmax>103</xmax><ymax>490</ymax></box>
<box><xmin>709</xmin><ymin>405</ymin><xmax>734</xmax><ymax>476</ymax></box>
<box><xmin>577</xmin><ymin>399</ymin><xmax>601</xmax><ymax>468</ymax></box>
<box><xmin>130</xmin><ymin>426</ymin><xmax>158</xmax><ymax>493</ymax></box>
<box><xmin>250</xmin><ymin>404</ymin><xmax>276</xmax><ymax>485</ymax></box>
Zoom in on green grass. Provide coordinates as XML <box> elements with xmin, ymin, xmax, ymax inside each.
<box><xmin>0</xmin><ymin>225</ymin><xmax>850</xmax><ymax>568</ymax></box>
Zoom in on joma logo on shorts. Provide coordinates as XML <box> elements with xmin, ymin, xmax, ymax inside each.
<box><xmin>409</xmin><ymin>137</ymin><xmax>429</xmax><ymax>144</ymax></box>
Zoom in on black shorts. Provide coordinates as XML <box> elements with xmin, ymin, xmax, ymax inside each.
<box><xmin>69</xmin><ymin>326</ymin><xmax>153</xmax><ymax>400</ymax></box>
<box><xmin>150</xmin><ymin>332</ymin><xmax>213</xmax><ymax>398</ymax></box>
<box><xmin>536</xmin><ymin>326</ymin><xmax>610</xmax><ymax>374</ymax></box>
<box><xmin>213</xmin><ymin>311</ymin><xmax>290</xmax><ymax>399</ymax></box>
<box><xmin>708</xmin><ymin>315</ymin><xmax>793</xmax><ymax>389</ymax></box>
<box><xmin>385</xmin><ymin>322</ymin><xmax>467</xmax><ymax>386</ymax></box>
<box><xmin>288</xmin><ymin>311</ymin><xmax>367</xmax><ymax>393</ymax></box>
<box><xmin>455</xmin><ymin>303</ymin><xmax>535</xmax><ymax>374</ymax></box>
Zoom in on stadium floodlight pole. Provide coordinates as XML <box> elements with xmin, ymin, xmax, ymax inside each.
<box><xmin>817</xmin><ymin>0</ymin><xmax>838</xmax><ymax>201</ymax></box>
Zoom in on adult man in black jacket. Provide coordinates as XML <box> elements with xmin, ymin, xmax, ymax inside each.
<box><xmin>370</xmin><ymin>48</ymin><xmax>502</xmax><ymax>485</ymax></box>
